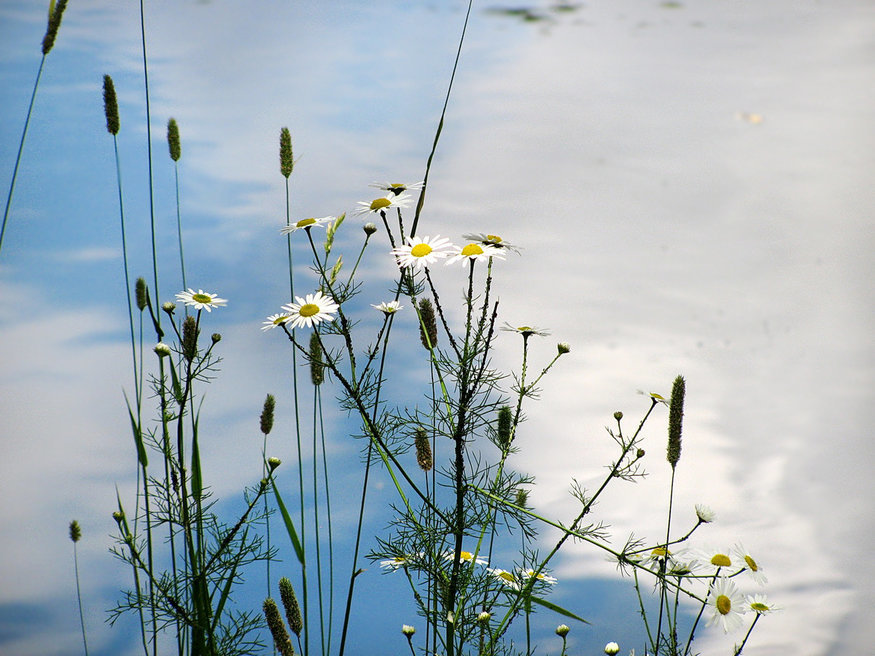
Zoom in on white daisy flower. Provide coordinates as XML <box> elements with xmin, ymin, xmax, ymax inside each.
<box><xmin>370</xmin><ymin>181</ymin><xmax>423</xmax><ymax>196</ymax></box>
<box><xmin>262</xmin><ymin>313</ymin><xmax>291</xmax><ymax>331</ymax></box>
<box><xmin>445</xmin><ymin>242</ymin><xmax>505</xmax><ymax>266</ymax></box>
<box><xmin>175</xmin><ymin>288</ymin><xmax>227</xmax><ymax>312</ymax></box>
<box><xmin>355</xmin><ymin>193</ymin><xmax>412</xmax><ymax>216</ymax></box>
<box><xmin>733</xmin><ymin>542</ymin><xmax>767</xmax><ymax>585</ymax></box>
<box><xmin>690</xmin><ymin>545</ymin><xmax>735</xmax><ymax>573</ymax></box>
<box><xmin>695</xmin><ymin>503</ymin><xmax>716</xmax><ymax>523</ymax></box>
<box><xmin>745</xmin><ymin>593</ymin><xmax>781</xmax><ymax>614</ymax></box>
<box><xmin>519</xmin><ymin>568</ymin><xmax>557</xmax><ymax>585</ymax></box>
<box><xmin>462</xmin><ymin>232</ymin><xmax>521</xmax><ymax>254</ymax></box>
<box><xmin>442</xmin><ymin>550</ymin><xmax>487</xmax><ymax>566</ymax></box>
<box><xmin>391</xmin><ymin>235</ymin><xmax>454</xmax><ymax>271</ymax></box>
<box><xmin>489</xmin><ymin>567</ymin><xmax>521</xmax><ymax>590</ymax></box>
<box><xmin>380</xmin><ymin>556</ymin><xmax>411</xmax><ymax>571</ymax></box>
<box><xmin>280</xmin><ymin>216</ymin><xmax>334</xmax><ymax>235</ymax></box>
<box><xmin>371</xmin><ymin>300</ymin><xmax>402</xmax><ymax>315</ymax></box>
<box><xmin>706</xmin><ymin>577</ymin><xmax>747</xmax><ymax>633</ymax></box>
<box><xmin>500</xmin><ymin>323</ymin><xmax>550</xmax><ymax>337</ymax></box>
<box><xmin>280</xmin><ymin>291</ymin><xmax>339</xmax><ymax>330</ymax></box>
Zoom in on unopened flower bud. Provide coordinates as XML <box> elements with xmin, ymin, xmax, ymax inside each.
<box><xmin>636</xmin><ymin>448</ymin><xmax>645</xmax><ymax>459</ymax></box>
<box><xmin>211</xmin><ymin>333</ymin><xmax>221</xmax><ymax>344</ymax></box>
<box><xmin>267</xmin><ymin>457</ymin><xmax>281</xmax><ymax>472</ymax></box>
<box><xmin>154</xmin><ymin>343</ymin><xmax>171</xmax><ymax>357</ymax></box>
<box><xmin>402</xmin><ymin>624</ymin><xmax>416</xmax><ymax>637</ymax></box>
<box><xmin>557</xmin><ymin>342</ymin><xmax>570</xmax><ymax>354</ymax></box>
<box><xmin>162</xmin><ymin>301</ymin><xmax>175</xmax><ymax>314</ymax></box>
<box><xmin>613</xmin><ymin>411</ymin><xmax>623</xmax><ymax>421</ymax></box>
<box><xmin>604</xmin><ymin>642</ymin><xmax>620</xmax><ymax>655</ymax></box>
<box><xmin>69</xmin><ymin>520</ymin><xmax>81</xmax><ymax>543</ymax></box>
<box><xmin>112</xmin><ymin>511</ymin><xmax>124</xmax><ymax>523</ymax></box>
<box><xmin>555</xmin><ymin>624</ymin><xmax>570</xmax><ymax>637</ymax></box>
<box><xmin>363</xmin><ymin>222</ymin><xmax>377</xmax><ymax>236</ymax></box>
<box><xmin>477</xmin><ymin>611</ymin><xmax>491</xmax><ymax>624</ymax></box>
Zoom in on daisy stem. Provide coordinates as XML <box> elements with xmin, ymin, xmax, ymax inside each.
<box><xmin>733</xmin><ymin>613</ymin><xmax>761</xmax><ymax>656</ymax></box>
<box><xmin>72</xmin><ymin>538</ymin><xmax>89</xmax><ymax>656</ymax></box>
<box><xmin>655</xmin><ymin>466</ymin><xmax>678</xmax><ymax>655</ymax></box>
<box><xmin>683</xmin><ymin>571</ymin><xmax>719</xmax><ymax>656</ymax></box>
<box><xmin>173</xmin><ymin>161</ymin><xmax>188</xmax><ymax>293</ymax></box>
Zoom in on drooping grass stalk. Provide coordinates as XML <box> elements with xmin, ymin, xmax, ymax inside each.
<box><xmin>0</xmin><ymin>0</ymin><xmax>68</xmax><ymax>257</ymax></box>
<box><xmin>69</xmin><ymin>520</ymin><xmax>89</xmax><ymax>656</ymax></box>
<box><xmin>167</xmin><ymin>118</ymin><xmax>187</xmax><ymax>292</ymax></box>
<box><xmin>279</xmin><ymin>126</ymin><xmax>309</xmax><ymax>656</ymax></box>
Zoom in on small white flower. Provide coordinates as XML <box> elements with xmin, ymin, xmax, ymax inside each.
<box><xmin>391</xmin><ymin>235</ymin><xmax>454</xmax><ymax>271</ymax></box>
<box><xmin>445</xmin><ymin>242</ymin><xmax>505</xmax><ymax>266</ymax></box>
<box><xmin>442</xmin><ymin>550</ymin><xmax>487</xmax><ymax>566</ymax></box>
<box><xmin>401</xmin><ymin>624</ymin><xmax>416</xmax><ymax>637</ymax></box>
<box><xmin>519</xmin><ymin>568</ymin><xmax>557</xmax><ymax>585</ymax></box>
<box><xmin>380</xmin><ymin>556</ymin><xmax>411</xmax><ymax>571</ymax></box>
<box><xmin>706</xmin><ymin>577</ymin><xmax>747</xmax><ymax>633</ymax></box>
<box><xmin>280</xmin><ymin>216</ymin><xmax>334</xmax><ymax>235</ymax></box>
<box><xmin>733</xmin><ymin>542</ymin><xmax>767</xmax><ymax>585</ymax></box>
<box><xmin>690</xmin><ymin>545</ymin><xmax>735</xmax><ymax>573</ymax></box>
<box><xmin>695</xmin><ymin>504</ymin><xmax>716</xmax><ymax>523</ymax></box>
<box><xmin>489</xmin><ymin>567</ymin><xmax>521</xmax><ymax>590</ymax></box>
<box><xmin>261</xmin><ymin>313</ymin><xmax>291</xmax><ymax>331</ymax></box>
<box><xmin>370</xmin><ymin>181</ymin><xmax>423</xmax><ymax>196</ymax></box>
<box><xmin>462</xmin><ymin>232</ymin><xmax>521</xmax><ymax>253</ymax></box>
<box><xmin>371</xmin><ymin>300</ymin><xmax>402</xmax><ymax>315</ymax></box>
<box><xmin>280</xmin><ymin>291</ymin><xmax>339</xmax><ymax>330</ymax></box>
<box><xmin>355</xmin><ymin>193</ymin><xmax>412</xmax><ymax>216</ymax></box>
<box><xmin>500</xmin><ymin>323</ymin><xmax>550</xmax><ymax>337</ymax></box>
<box><xmin>555</xmin><ymin>624</ymin><xmax>570</xmax><ymax>637</ymax></box>
<box><xmin>745</xmin><ymin>593</ymin><xmax>781</xmax><ymax>614</ymax></box>
<box><xmin>175</xmin><ymin>288</ymin><xmax>227</xmax><ymax>312</ymax></box>
<box><xmin>604</xmin><ymin>642</ymin><xmax>620</xmax><ymax>655</ymax></box>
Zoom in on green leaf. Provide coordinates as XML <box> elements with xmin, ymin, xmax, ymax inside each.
<box><xmin>272</xmin><ymin>480</ymin><xmax>305</xmax><ymax>565</ymax></box>
<box><xmin>530</xmin><ymin>596</ymin><xmax>590</xmax><ymax>624</ymax></box>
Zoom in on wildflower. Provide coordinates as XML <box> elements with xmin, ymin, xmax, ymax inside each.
<box><xmin>445</xmin><ymin>242</ymin><xmax>505</xmax><ymax>266</ymax></box>
<box><xmin>557</xmin><ymin>342</ymin><xmax>571</xmax><ymax>354</ymax></box>
<box><xmin>211</xmin><ymin>333</ymin><xmax>221</xmax><ymax>344</ymax></box>
<box><xmin>477</xmin><ymin>611</ymin><xmax>491</xmax><ymax>624</ymax></box>
<box><xmin>695</xmin><ymin>504</ymin><xmax>716</xmax><ymax>524</ymax></box>
<box><xmin>363</xmin><ymin>222</ymin><xmax>378</xmax><ymax>236</ymax></box>
<box><xmin>745</xmin><ymin>593</ymin><xmax>781</xmax><ymax>614</ymax></box>
<box><xmin>667</xmin><ymin>375</ymin><xmax>685</xmax><ymax>467</ymax></box>
<box><xmin>162</xmin><ymin>301</ymin><xmax>175</xmax><ymax>314</ymax></box>
<box><xmin>280</xmin><ymin>216</ymin><xmax>334</xmax><ymax>235</ymax></box>
<box><xmin>734</xmin><ymin>542</ymin><xmax>767</xmax><ymax>585</ymax></box>
<box><xmin>706</xmin><ymin>577</ymin><xmax>746</xmax><ymax>633</ymax></box>
<box><xmin>443</xmin><ymin>550</ymin><xmax>487</xmax><ymax>566</ymax></box>
<box><xmin>267</xmin><ymin>457</ymin><xmax>281</xmax><ymax>471</ymax></box>
<box><xmin>501</xmin><ymin>323</ymin><xmax>550</xmax><ymax>337</ymax></box>
<box><xmin>391</xmin><ymin>235</ymin><xmax>454</xmax><ymax>271</ymax></box>
<box><xmin>380</xmin><ymin>556</ymin><xmax>412</xmax><ymax>571</ymax></box>
<box><xmin>175</xmin><ymin>288</ymin><xmax>227</xmax><ymax>312</ymax></box>
<box><xmin>643</xmin><ymin>546</ymin><xmax>692</xmax><ymax>574</ymax></box>
<box><xmin>370</xmin><ymin>181</ymin><xmax>423</xmax><ymax>196</ymax></box>
<box><xmin>462</xmin><ymin>232</ymin><xmax>521</xmax><ymax>253</ymax></box>
<box><xmin>556</xmin><ymin>624</ymin><xmax>570</xmax><ymax>637</ymax></box>
<box><xmin>520</xmin><ymin>568</ymin><xmax>558</xmax><ymax>585</ymax></box>
<box><xmin>355</xmin><ymin>193</ymin><xmax>412</xmax><ymax>216</ymax></box>
<box><xmin>153</xmin><ymin>343</ymin><xmax>172</xmax><ymax>358</ymax></box>
<box><xmin>604</xmin><ymin>643</ymin><xmax>620</xmax><ymax>655</ymax></box>
<box><xmin>278</xmin><ymin>577</ymin><xmax>303</xmax><ymax>636</ymax></box>
<box><xmin>489</xmin><ymin>567</ymin><xmax>521</xmax><ymax>590</ymax></box>
<box><xmin>691</xmin><ymin>546</ymin><xmax>734</xmax><ymax>572</ymax></box>
<box><xmin>262</xmin><ymin>313</ymin><xmax>291</xmax><ymax>331</ymax></box>
<box><xmin>401</xmin><ymin>624</ymin><xmax>416</xmax><ymax>637</ymax></box>
<box><xmin>372</xmin><ymin>300</ymin><xmax>402</xmax><ymax>315</ymax></box>
<box><xmin>281</xmin><ymin>291</ymin><xmax>339</xmax><ymax>330</ymax></box>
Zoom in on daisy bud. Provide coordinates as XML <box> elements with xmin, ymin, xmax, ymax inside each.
<box><xmin>154</xmin><ymin>343</ymin><xmax>172</xmax><ymax>358</ymax></box>
<box><xmin>279</xmin><ymin>128</ymin><xmax>294</xmax><ymax>179</ymax></box>
<box><xmin>477</xmin><ymin>611</ymin><xmax>491</xmax><ymax>624</ymax></box>
<box><xmin>102</xmin><ymin>75</ymin><xmax>120</xmax><ymax>135</ymax></box>
<box><xmin>263</xmin><ymin>598</ymin><xmax>295</xmax><ymax>656</ymax></box>
<box><xmin>278</xmin><ymin>577</ymin><xmax>303</xmax><ymax>637</ymax></box>
<box><xmin>414</xmin><ymin>427</ymin><xmax>433</xmax><ymax>472</ymax></box>
<box><xmin>557</xmin><ymin>342</ymin><xmax>571</xmax><ymax>354</ymax></box>
<box><xmin>555</xmin><ymin>624</ymin><xmax>570</xmax><ymax>637</ymax></box>
<box><xmin>402</xmin><ymin>624</ymin><xmax>416</xmax><ymax>637</ymax></box>
<box><xmin>267</xmin><ymin>457</ymin><xmax>281</xmax><ymax>471</ymax></box>
<box><xmin>604</xmin><ymin>642</ymin><xmax>620</xmax><ymax>655</ymax></box>
<box><xmin>418</xmin><ymin>298</ymin><xmax>438</xmax><ymax>350</ymax></box>
<box><xmin>69</xmin><ymin>520</ymin><xmax>81</xmax><ymax>543</ymax></box>
<box><xmin>260</xmin><ymin>394</ymin><xmax>276</xmax><ymax>435</ymax></box>
<box><xmin>363</xmin><ymin>222</ymin><xmax>378</xmax><ymax>236</ymax></box>
<box><xmin>167</xmin><ymin>118</ymin><xmax>181</xmax><ymax>162</ymax></box>
<box><xmin>309</xmin><ymin>332</ymin><xmax>324</xmax><ymax>386</ymax></box>
<box><xmin>181</xmin><ymin>316</ymin><xmax>199</xmax><ymax>362</ymax></box>
<box><xmin>162</xmin><ymin>301</ymin><xmax>175</xmax><ymax>314</ymax></box>
<box><xmin>42</xmin><ymin>0</ymin><xmax>68</xmax><ymax>55</ymax></box>
<box><xmin>211</xmin><ymin>333</ymin><xmax>221</xmax><ymax>344</ymax></box>
<box><xmin>695</xmin><ymin>503</ymin><xmax>715</xmax><ymax>523</ymax></box>
<box><xmin>497</xmin><ymin>405</ymin><xmax>513</xmax><ymax>450</ymax></box>
<box><xmin>135</xmin><ymin>278</ymin><xmax>148</xmax><ymax>311</ymax></box>
<box><xmin>112</xmin><ymin>511</ymin><xmax>124</xmax><ymax>524</ymax></box>
<box><xmin>636</xmin><ymin>448</ymin><xmax>645</xmax><ymax>459</ymax></box>
<box><xmin>613</xmin><ymin>411</ymin><xmax>623</xmax><ymax>421</ymax></box>
<box><xmin>667</xmin><ymin>375</ymin><xmax>686</xmax><ymax>468</ymax></box>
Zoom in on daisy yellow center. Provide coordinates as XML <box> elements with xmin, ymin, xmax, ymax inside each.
<box><xmin>517</xmin><ymin>326</ymin><xmax>532</xmax><ymax>332</ymax></box>
<box><xmin>273</xmin><ymin>316</ymin><xmax>288</xmax><ymax>325</ymax></box>
<box><xmin>716</xmin><ymin>594</ymin><xmax>732</xmax><ymax>615</ymax></box>
<box><xmin>751</xmin><ymin>602</ymin><xmax>769</xmax><ymax>612</ymax></box>
<box><xmin>192</xmin><ymin>293</ymin><xmax>212</xmax><ymax>304</ymax></box>
<box><xmin>744</xmin><ymin>554</ymin><xmax>759</xmax><ymax>571</ymax></box>
<box><xmin>486</xmin><ymin>234</ymin><xmax>502</xmax><ymax>243</ymax></box>
<box><xmin>461</xmin><ymin>243</ymin><xmax>484</xmax><ymax>257</ymax></box>
<box><xmin>299</xmin><ymin>303</ymin><xmax>320</xmax><ymax>318</ymax></box>
<box><xmin>370</xmin><ymin>197</ymin><xmax>392</xmax><ymax>211</ymax></box>
<box><xmin>711</xmin><ymin>553</ymin><xmax>732</xmax><ymax>567</ymax></box>
<box><xmin>497</xmin><ymin>571</ymin><xmax>515</xmax><ymax>583</ymax></box>
<box><xmin>459</xmin><ymin>551</ymin><xmax>474</xmax><ymax>561</ymax></box>
<box><xmin>296</xmin><ymin>218</ymin><xmax>317</xmax><ymax>228</ymax></box>
<box><xmin>651</xmin><ymin>547</ymin><xmax>669</xmax><ymax>557</ymax></box>
<box><xmin>410</xmin><ymin>243</ymin><xmax>433</xmax><ymax>258</ymax></box>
